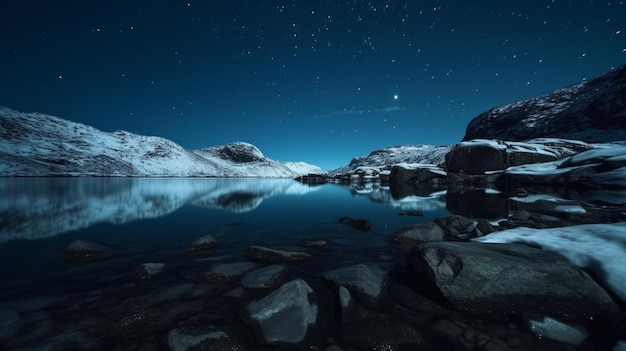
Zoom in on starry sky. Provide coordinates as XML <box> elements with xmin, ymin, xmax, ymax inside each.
<box><xmin>1</xmin><ymin>1</ymin><xmax>625</xmax><ymax>170</ymax></box>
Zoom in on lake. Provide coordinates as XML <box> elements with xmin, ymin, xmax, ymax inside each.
<box><xmin>0</xmin><ymin>178</ymin><xmax>450</xmax><ymax>349</ymax></box>
<box><xmin>1</xmin><ymin>178</ymin><xmax>624</xmax><ymax>350</ymax></box>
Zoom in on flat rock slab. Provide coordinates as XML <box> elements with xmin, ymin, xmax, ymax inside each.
<box><xmin>187</xmin><ymin>234</ymin><xmax>218</xmax><ymax>254</ymax></box>
<box><xmin>242</xmin><ymin>279</ymin><xmax>318</xmax><ymax>346</ymax></box>
<box><xmin>168</xmin><ymin>327</ymin><xmax>246</xmax><ymax>351</ymax></box>
<box><xmin>204</xmin><ymin>262</ymin><xmax>257</xmax><ymax>283</ymax></box>
<box><xmin>241</xmin><ymin>264</ymin><xmax>289</xmax><ymax>291</ymax></box>
<box><xmin>247</xmin><ymin>245</ymin><xmax>311</xmax><ymax>264</ymax></box>
<box><xmin>407</xmin><ymin>242</ymin><xmax>619</xmax><ymax>320</ymax></box>
<box><xmin>322</xmin><ymin>263</ymin><xmax>387</xmax><ymax>308</ymax></box>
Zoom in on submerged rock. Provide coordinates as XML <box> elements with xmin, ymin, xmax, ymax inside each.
<box><xmin>338</xmin><ymin>216</ymin><xmax>372</xmax><ymax>232</ymax></box>
<box><xmin>322</xmin><ymin>263</ymin><xmax>387</xmax><ymax>308</ymax></box>
<box><xmin>342</xmin><ymin>314</ymin><xmax>426</xmax><ymax>350</ymax></box>
<box><xmin>62</xmin><ymin>239</ymin><xmax>107</xmax><ymax>264</ymax></box>
<box><xmin>168</xmin><ymin>327</ymin><xmax>247</xmax><ymax>351</ymax></box>
<box><xmin>246</xmin><ymin>245</ymin><xmax>311</xmax><ymax>264</ymax></box>
<box><xmin>241</xmin><ymin>264</ymin><xmax>289</xmax><ymax>291</ymax></box>
<box><xmin>187</xmin><ymin>234</ymin><xmax>218</xmax><ymax>254</ymax></box>
<box><xmin>204</xmin><ymin>262</ymin><xmax>257</xmax><ymax>283</ymax></box>
<box><xmin>301</xmin><ymin>240</ymin><xmax>329</xmax><ymax>252</ymax></box>
<box><xmin>242</xmin><ymin>279</ymin><xmax>318</xmax><ymax>346</ymax></box>
<box><xmin>407</xmin><ymin>242</ymin><xmax>619</xmax><ymax>320</ymax></box>
<box><xmin>528</xmin><ymin>316</ymin><xmax>588</xmax><ymax>346</ymax></box>
<box><xmin>134</xmin><ymin>262</ymin><xmax>165</xmax><ymax>280</ymax></box>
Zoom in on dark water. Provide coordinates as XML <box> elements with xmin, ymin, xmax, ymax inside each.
<box><xmin>0</xmin><ymin>178</ymin><xmax>448</xmax><ymax>279</ymax></box>
<box><xmin>0</xmin><ymin>178</ymin><xmax>450</xmax><ymax>349</ymax></box>
<box><xmin>1</xmin><ymin>178</ymin><xmax>624</xmax><ymax>350</ymax></box>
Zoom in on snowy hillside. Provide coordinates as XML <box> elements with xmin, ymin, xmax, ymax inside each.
<box><xmin>193</xmin><ymin>142</ymin><xmax>325</xmax><ymax>178</ymax></box>
<box><xmin>332</xmin><ymin>144</ymin><xmax>452</xmax><ymax>175</ymax></box>
<box><xmin>0</xmin><ymin>107</ymin><xmax>324</xmax><ymax>177</ymax></box>
<box><xmin>464</xmin><ymin>64</ymin><xmax>626</xmax><ymax>142</ymax></box>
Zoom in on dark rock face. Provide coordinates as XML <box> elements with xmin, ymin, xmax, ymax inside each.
<box><xmin>216</xmin><ymin>142</ymin><xmax>267</xmax><ymax>163</ymax></box>
<box><xmin>389</xmin><ymin>165</ymin><xmax>449</xmax><ymax>199</ymax></box>
<box><xmin>241</xmin><ymin>279</ymin><xmax>318</xmax><ymax>346</ymax></box>
<box><xmin>463</xmin><ymin>64</ymin><xmax>626</xmax><ymax>142</ymax></box>
<box><xmin>445</xmin><ymin>140</ymin><xmax>572</xmax><ymax>175</ymax></box>
<box><xmin>407</xmin><ymin>242</ymin><xmax>619</xmax><ymax>320</ymax></box>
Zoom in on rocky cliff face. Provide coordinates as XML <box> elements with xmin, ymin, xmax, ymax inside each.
<box><xmin>0</xmin><ymin>107</ymin><xmax>324</xmax><ymax>177</ymax></box>
<box><xmin>463</xmin><ymin>64</ymin><xmax>626</xmax><ymax>142</ymax></box>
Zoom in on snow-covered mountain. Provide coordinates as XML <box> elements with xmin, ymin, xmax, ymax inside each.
<box><xmin>331</xmin><ymin>144</ymin><xmax>452</xmax><ymax>175</ymax></box>
<box><xmin>0</xmin><ymin>107</ymin><xmax>325</xmax><ymax>177</ymax></box>
<box><xmin>463</xmin><ymin>64</ymin><xmax>626</xmax><ymax>142</ymax></box>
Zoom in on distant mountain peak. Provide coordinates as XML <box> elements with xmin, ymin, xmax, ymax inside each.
<box><xmin>210</xmin><ymin>141</ymin><xmax>267</xmax><ymax>163</ymax></box>
<box><xmin>463</xmin><ymin>64</ymin><xmax>626</xmax><ymax>143</ymax></box>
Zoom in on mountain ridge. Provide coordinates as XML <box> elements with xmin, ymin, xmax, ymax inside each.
<box><xmin>0</xmin><ymin>106</ymin><xmax>324</xmax><ymax>177</ymax></box>
<box><xmin>463</xmin><ymin>64</ymin><xmax>626</xmax><ymax>142</ymax></box>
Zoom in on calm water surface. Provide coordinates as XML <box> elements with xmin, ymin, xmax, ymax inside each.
<box><xmin>0</xmin><ymin>178</ymin><xmax>450</xmax><ymax>349</ymax></box>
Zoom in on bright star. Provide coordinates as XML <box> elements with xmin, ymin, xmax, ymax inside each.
<box><xmin>393</xmin><ymin>94</ymin><xmax>398</xmax><ymax>100</ymax></box>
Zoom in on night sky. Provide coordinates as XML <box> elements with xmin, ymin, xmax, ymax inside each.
<box><xmin>1</xmin><ymin>1</ymin><xmax>625</xmax><ymax>169</ymax></box>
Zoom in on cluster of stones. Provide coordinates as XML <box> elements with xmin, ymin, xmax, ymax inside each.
<box><xmin>48</xmin><ymin>206</ymin><xmax>626</xmax><ymax>351</ymax></box>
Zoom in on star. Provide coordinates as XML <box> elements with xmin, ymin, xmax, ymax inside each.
<box><xmin>393</xmin><ymin>94</ymin><xmax>398</xmax><ymax>100</ymax></box>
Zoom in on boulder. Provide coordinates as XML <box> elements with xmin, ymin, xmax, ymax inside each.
<box><xmin>389</xmin><ymin>164</ymin><xmax>448</xmax><ymax>185</ymax></box>
<box><xmin>168</xmin><ymin>327</ymin><xmax>247</xmax><ymax>351</ymax></box>
<box><xmin>389</xmin><ymin>164</ymin><xmax>449</xmax><ymax>199</ymax></box>
<box><xmin>407</xmin><ymin>242</ymin><xmax>619</xmax><ymax>320</ymax></box>
<box><xmin>433</xmin><ymin>215</ymin><xmax>476</xmax><ymax>239</ymax></box>
<box><xmin>322</xmin><ymin>263</ymin><xmax>387</xmax><ymax>308</ymax></box>
<box><xmin>241</xmin><ymin>265</ymin><xmax>289</xmax><ymax>291</ymax></box>
<box><xmin>204</xmin><ymin>262</ymin><xmax>257</xmax><ymax>283</ymax></box>
<box><xmin>444</xmin><ymin>139</ymin><xmax>576</xmax><ymax>175</ymax></box>
<box><xmin>390</xmin><ymin>222</ymin><xmax>445</xmax><ymax>250</ymax></box>
<box><xmin>246</xmin><ymin>245</ymin><xmax>311</xmax><ymax>264</ymax></box>
<box><xmin>338</xmin><ymin>216</ymin><xmax>372</xmax><ymax>232</ymax></box>
<box><xmin>134</xmin><ymin>262</ymin><xmax>165</xmax><ymax>280</ymax></box>
<box><xmin>241</xmin><ymin>279</ymin><xmax>318</xmax><ymax>346</ymax></box>
<box><xmin>187</xmin><ymin>234</ymin><xmax>218</xmax><ymax>254</ymax></box>
<box><xmin>301</xmin><ymin>240</ymin><xmax>329</xmax><ymax>252</ymax></box>
<box><xmin>62</xmin><ymin>239</ymin><xmax>107</xmax><ymax>264</ymax></box>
